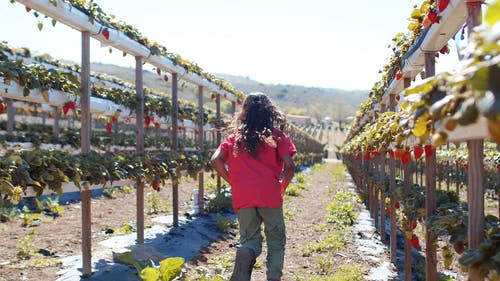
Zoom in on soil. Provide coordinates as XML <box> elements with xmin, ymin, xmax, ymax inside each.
<box><xmin>0</xmin><ymin>157</ymin><xmax>482</xmax><ymax>281</ymax></box>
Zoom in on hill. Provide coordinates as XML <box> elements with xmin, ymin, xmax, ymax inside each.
<box><xmin>90</xmin><ymin>63</ymin><xmax>368</xmax><ymax>122</ymax></box>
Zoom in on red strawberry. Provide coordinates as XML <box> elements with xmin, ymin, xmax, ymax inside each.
<box><xmin>440</xmin><ymin>45</ymin><xmax>450</xmax><ymax>54</ymax></box>
<box><xmin>102</xmin><ymin>28</ymin><xmax>110</xmax><ymax>40</ymax></box>
<box><xmin>411</xmin><ymin>220</ymin><xmax>417</xmax><ymax>230</ymax></box>
<box><xmin>424</xmin><ymin>145</ymin><xmax>434</xmax><ymax>158</ymax></box>
<box><xmin>396</xmin><ymin>71</ymin><xmax>403</xmax><ymax>80</ymax></box>
<box><xmin>401</xmin><ymin>151</ymin><xmax>411</xmax><ymax>164</ymax></box>
<box><xmin>63</xmin><ymin>105</ymin><xmax>69</xmax><ymax>116</ymax></box>
<box><xmin>210</xmin><ymin>173</ymin><xmax>215</xmax><ymax>179</ymax></box>
<box><xmin>105</xmin><ymin>123</ymin><xmax>112</xmax><ymax>133</ymax></box>
<box><xmin>164</xmin><ymin>75</ymin><xmax>169</xmax><ymax>82</ymax></box>
<box><xmin>453</xmin><ymin>241</ymin><xmax>465</xmax><ymax>254</ymax></box>
<box><xmin>152</xmin><ymin>181</ymin><xmax>159</xmax><ymax>191</ymax></box>
<box><xmin>410</xmin><ymin>235</ymin><xmax>420</xmax><ymax>249</ymax></box>
<box><xmin>394</xmin><ymin>202</ymin><xmax>400</xmax><ymax>209</ymax></box>
<box><xmin>144</xmin><ymin>116</ymin><xmax>151</xmax><ymax>128</ymax></box>
<box><xmin>413</xmin><ymin>146</ymin><xmax>424</xmax><ymax>159</ymax></box>
<box><xmin>428</xmin><ymin>11</ymin><xmax>439</xmax><ymax>24</ymax></box>
<box><xmin>394</xmin><ymin>149</ymin><xmax>404</xmax><ymax>160</ymax></box>
<box><xmin>395</xmin><ymin>95</ymin><xmax>401</xmax><ymax>102</ymax></box>
<box><xmin>67</xmin><ymin>101</ymin><xmax>76</xmax><ymax>110</ymax></box>
<box><xmin>25</xmin><ymin>6</ymin><xmax>32</xmax><ymax>12</ymax></box>
<box><xmin>156</xmin><ymin>68</ymin><xmax>161</xmax><ymax>76</ymax></box>
<box><xmin>438</xmin><ymin>0</ymin><xmax>450</xmax><ymax>12</ymax></box>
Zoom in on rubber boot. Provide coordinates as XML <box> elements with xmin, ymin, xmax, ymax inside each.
<box><xmin>230</xmin><ymin>247</ymin><xmax>256</xmax><ymax>281</ymax></box>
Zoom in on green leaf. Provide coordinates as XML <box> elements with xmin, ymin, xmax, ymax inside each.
<box><xmin>140</xmin><ymin>267</ymin><xmax>160</xmax><ymax>281</ymax></box>
<box><xmin>485</xmin><ymin>0</ymin><xmax>500</xmax><ymax>26</ymax></box>
<box><xmin>470</xmin><ymin>66</ymin><xmax>490</xmax><ymax>92</ymax></box>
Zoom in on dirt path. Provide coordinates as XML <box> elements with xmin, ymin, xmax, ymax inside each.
<box><xmin>184</xmin><ymin>160</ymin><xmax>395</xmax><ymax>280</ymax></box>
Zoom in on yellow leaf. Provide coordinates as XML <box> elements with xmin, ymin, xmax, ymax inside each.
<box><xmin>485</xmin><ymin>0</ymin><xmax>500</xmax><ymax>27</ymax></box>
<box><xmin>413</xmin><ymin>116</ymin><xmax>427</xmax><ymax>137</ymax></box>
<box><xmin>139</xmin><ymin>267</ymin><xmax>160</xmax><ymax>281</ymax></box>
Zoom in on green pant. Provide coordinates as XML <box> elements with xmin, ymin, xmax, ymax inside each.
<box><xmin>237</xmin><ymin>207</ymin><xmax>286</xmax><ymax>280</ymax></box>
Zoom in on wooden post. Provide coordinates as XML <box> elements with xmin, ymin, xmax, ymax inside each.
<box><xmin>424</xmin><ymin>51</ymin><xmax>437</xmax><ymax>281</ymax></box>
<box><xmin>373</xmin><ymin>156</ymin><xmax>379</xmax><ymax>229</ymax></box>
<box><xmin>6</xmin><ymin>98</ymin><xmax>14</xmax><ymax>134</ymax></box>
<box><xmin>53</xmin><ymin>106</ymin><xmax>60</xmax><ymax>136</ymax></box>
<box><xmin>215</xmin><ymin>93</ymin><xmax>222</xmax><ymax>192</ymax></box>
<box><xmin>389</xmin><ymin>94</ymin><xmax>397</xmax><ymax>264</ymax></box>
<box><xmin>402</xmin><ymin>77</ymin><xmax>412</xmax><ymax>281</ymax></box>
<box><xmin>197</xmin><ymin>85</ymin><xmax>205</xmax><ymax>214</ymax></box>
<box><xmin>466</xmin><ymin>2</ymin><xmax>484</xmax><ymax>280</ymax></box>
<box><xmin>135</xmin><ymin>57</ymin><xmax>145</xmax><ymax>244</ymax></box>
<box><xmin>172</xmin><ymin>73</ymin><xmax>179</xmax><ymax>227</ymax></box>
<box><xmin>403</xmin><ymin>161</ymin><xmax>413</xmax><ymax>281</ymax></box>
<box><xmin>231</xmin><ymin>101</ymin><xmax>236</xmax><ymax>117</ymax></box>
<box><xmin>380</xmin><ymin>105</ymin><xmax>387</xmax><ymax>242</ymax></box>
<box><xmin>80</xmin><ymin>31</ymin><xmax>92</xmax><ymax>278</ymax></box>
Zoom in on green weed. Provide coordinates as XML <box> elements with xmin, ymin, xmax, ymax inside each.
<box><xmin>216</xmin><ymin>214</ymin><xmax>237</xmax><ymax>233</ymax></box>
<box><xmin>146</xmin><ymin>192</ymin><xmax>169</xmax><ymax>215</ymax></box>
<box><xmin>17</xmin><ymin>229</ymin><xmax>37</xmax><ymax>260</ymax></box>
<box><xmin>303</xmin><ymin>264</ymin><xmax>364</xmax><ymax>281</ymax></box>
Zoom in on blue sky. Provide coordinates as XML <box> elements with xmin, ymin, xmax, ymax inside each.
<box><xmin>1</xmin><ymin>0</ymin><xmax>461</xmax><ymax>90</ymax></box>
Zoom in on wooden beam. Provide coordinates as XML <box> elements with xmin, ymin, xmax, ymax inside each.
<box><xmin>172</xmin><ymin>73</ymin><xmax>179</xmax><ymax>227</ymax></box>
<box><xmin>135</xmin><ymin>56</ymin><xmax>145</xmax><ymax>244</ymax></box>
<box><xmin>80</xmin><ymin>30</ymin><xmax>92</xmax><ymax>278</ymax></box>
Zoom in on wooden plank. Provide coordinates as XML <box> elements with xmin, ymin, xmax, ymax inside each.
<box><xmin>135</xmin><ymin>56</ymin><xmax>145</xmax><ymax>244</ymax></box>
<box><xmin>80</xmin><ymin>30</ymin><xmax>92</xmax><ymax>278</ymax></box>
<box><xmin>172</xmin><ymin>73</ymin><xmax>179</xmax><ymax>227</ymax></box>
<box><xmin>198</xmin><ymin>85</ymin><xmax>204</xmax><ymax>215</ymax></box>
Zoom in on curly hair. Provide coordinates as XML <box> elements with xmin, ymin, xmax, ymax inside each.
<box><xmin>231</xmin><ymin>92</ymin><xmax>287</xmax><ymax>157</ymax></box>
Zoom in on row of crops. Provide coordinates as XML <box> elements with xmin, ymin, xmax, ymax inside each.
<box><xmin>0</xmin><ymin>0</ymin><xmax>326</xmax><ymax>277</ymax></box>
<box><xmin>341</xmin><ymin>0</ymin><xmax>499</xmax><ymax>280</ymax></box>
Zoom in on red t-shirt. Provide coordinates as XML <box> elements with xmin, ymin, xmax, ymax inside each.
<box><xmin>218</xmin><ymin>129</ymin><xmax>297</xmax><ymax>213</ymax></box>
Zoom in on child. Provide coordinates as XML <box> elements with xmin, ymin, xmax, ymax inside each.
<box><xmin>211</xmin><ymin>92</ymin><xmax>296</xmax><ymax>281</ymax></box>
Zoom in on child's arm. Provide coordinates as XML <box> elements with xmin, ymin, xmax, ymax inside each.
<box><xmin>211</xmin><ymin>148</ymin><xmax>229</xmax><ymax>182</ymax></box>
<box><xmin>280</xmin><ymin>154</ymin><xmax>295</xmax><ymax>195</ymax></box>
